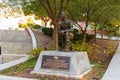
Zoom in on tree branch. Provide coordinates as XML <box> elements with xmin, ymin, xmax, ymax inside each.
<box><xmin>57</xmin><ymin>0</ymin><xmax>64</xmax><ymax>20</ymax></box>
<box><xmin>64</xmin><ymin>0</ymin><xmax>71</xmax><ymax>10</ymax></box>
<box><xmin>38</xmin><ymin>0</ymin><xmax>51</xmax><ymax>17</ymax></box>
<box><xmin>53</xmin><ymin>0</ymin><xmax>57</xmax><ymax>16</ymax></box>
<box><xmin>46</xmin><ymin>0</ymin><xmax>54</xmax><ymax>18</ymax></box>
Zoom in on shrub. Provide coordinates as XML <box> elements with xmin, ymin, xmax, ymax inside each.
<box><xmin>32</xmin><ymin>25</ymin><xmax>41</xmax><ymax>29</ymax></box>
<box><xmin>19</xmin><ymin>23</ymin><xmax>27</xmax><ymax>28</ymax></box>
<box><xmin>87</xmin><ymin>44</ymin><xmax>100</xmax><ymax>61</ymax></box>
<box><xmin>71</xmin><ymin>33</ymin><xmax>83</xmax><ymax>43</ymax></box>
<box><xmin>42</xmin><ymin>27</ymin><xmax>53</xmax><ymax>36</ymax></box>
<box><xmin>73</xmin><ymin>29</ymin><xmax>79</xmax><ymax>34</ymax></box>
<box><xmin>86</xmin><ymin>34</ymin><xmax>94</xmax><ymax>42</ymax></box>
<box><xmin>71</xmin><ymin>29</ymin><xmax>94</xmax><ymax>43</ymax></box>
<box><xmin>72</xmin><ymin>42</ymin><xmax>87</xmax><ymax>51</ymax></box>
<box><xmin>72</xmin><ymin>42</ymin><xmax>100</xmax><ymax>62</ymax></box>
<box><xmin>45</xmin><ymin>45</ymin><xmax>54</xmax><ymax>50</ymax></box>
<box><xmin>106</xmin><ymin>44</ymin><xmax>114</xmax><ymax>54</ymax></box>
<box><xmin>29</xmin><ymin>48</ymin><xmax>42</xmax><ymax>58</ymax></box>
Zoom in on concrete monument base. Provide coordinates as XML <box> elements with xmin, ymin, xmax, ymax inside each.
<box><xmin>31</xmin><ymin>51</ymin><xmax>92</xmax><ymax>79</ymax></box>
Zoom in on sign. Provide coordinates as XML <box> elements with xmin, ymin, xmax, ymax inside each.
<box><xmin>41</xmin><ymin>55</ymin><xmax>70</xmax><ymax>71</ymax></box>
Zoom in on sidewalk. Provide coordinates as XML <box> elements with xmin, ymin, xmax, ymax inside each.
<box><xmin>0</xmin><ymin>75</ymin><xmax>38</xmax><ymax>80</ymax></box>
<box><xmin>101</xmin><ymin>45</ymin><xmax>120</xmax><ymax>80</ymax></box>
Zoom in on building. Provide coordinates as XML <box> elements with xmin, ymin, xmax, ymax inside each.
<box><xmin>0</xmin><ymin>3</ymin><xmax>25</xmax><ymax>30</ymax></box>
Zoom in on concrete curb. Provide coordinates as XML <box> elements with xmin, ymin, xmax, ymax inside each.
<box><xmin>0</xmin><ymin>54</ymin><xmax>29</xmax><ymax>71</ymax></box>
<box><xmin>0</xmin><ymin>75</ymin><xmax>38</xmax><ymax>80</ymax></box>
<box><xmin>101</xmin><ymin>45</ymin><xmax>120</xmax><ymax>80</ymax></box>
<box><xmin>26</xmin><ymin>27</ymin><xmax>37</xmax><ymax>49</ymax></box>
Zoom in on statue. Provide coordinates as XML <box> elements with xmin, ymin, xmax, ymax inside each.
<box><xmin>58</xmin><ymin>11</ymin><xmax>73</xmax><ymax>51</ymax></box>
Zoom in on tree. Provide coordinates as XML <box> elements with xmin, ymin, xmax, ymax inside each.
<box><xmin>95</xmin><ymin>1</ymin><xmax>120</xmax><ymax>39</ymax></box>
<box><xmin>36</xmin><ymin>0</ymin><xmax>71</xmax><ymax>50</ymax></box>
<box><xmin>6</xmin><ymin>0</ymin><xmax>71</xmax><ymax>50</ymax></box>
<box><xmin>6</xmin><ymin>0</ymin><xmax>120</xmax><ymax>46</ymax></box>
<box><xmin>67</xmin><ymin>0</ymin><xmax>120</xmax><ymax>42</ymax></box>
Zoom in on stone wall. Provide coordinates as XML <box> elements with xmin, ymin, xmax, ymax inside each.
<box><xmin>0</xmin><ymin>30</ymin><xmax>32</xmax><ymax>54</ymax></box>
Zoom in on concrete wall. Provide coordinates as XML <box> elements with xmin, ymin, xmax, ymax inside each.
<box><xmin>0</xmin><ymin>42</ymin><xmax>32</xmax><ymax>54</ymax></box>
<box><xmin>0</xmin><ymin>30</ymin><xmax>31</xmax><ymax>43</ymax></box>
<box><xmin>0</xmin><ymin>30</ymin><xmax>32</xmax><ymax>54</ymax></box>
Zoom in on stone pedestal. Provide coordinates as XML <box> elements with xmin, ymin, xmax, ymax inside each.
<box><xmin>31</xmin><ymin>51</ymin><xmax>91</xmax><ymax>79</ymax></box>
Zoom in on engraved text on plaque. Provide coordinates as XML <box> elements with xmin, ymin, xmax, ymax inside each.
<box><xmin>41</xmin><ymin>55</ymin><xmax>70</xmax><ymax>71</ymax></box>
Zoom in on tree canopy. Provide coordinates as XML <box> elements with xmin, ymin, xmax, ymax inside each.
<box><xmin>4</xmin><ymin>0</ymin><xmax>120</xmax><ymax>48</ymax></box>
<box><xmin>18</xmin><ymin>0</ymin><xmax>71</xmax><ymax>50</ymax></box>
<box><xmin>67</xmin><ymin>0</ymin><xmax>120</xmax><ymax>41</ymax></box>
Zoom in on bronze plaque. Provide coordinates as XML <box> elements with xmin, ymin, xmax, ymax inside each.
<box><xmin>41</xmin><ymin>55</ymin><xmax>70</xmax><ymax>71</ymax></box>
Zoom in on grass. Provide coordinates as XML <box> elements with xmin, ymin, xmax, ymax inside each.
<box><xmin>81</xmin><ymin>61</ymin><xmax>107</xmax><ymax>80</ymax></box>
<box><xmin>92</xmin><ymin>62</ymin><xmax>107</xmax><ymax>77</ymax></box>
<box><xmin>0</xmin><ymin>57</ymin><xmax>107</xmax><ymax>80</ymax></box>
<box><xmin>0</xmin><ymin>57</ymin><xmax>37</xmax><ymax>75</ymax></box>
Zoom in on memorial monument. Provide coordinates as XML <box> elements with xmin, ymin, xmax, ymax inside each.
<box><xmin>31</xmin><ymin>51</ymin><xmax>91</xmax><ymax>79</ymax></box>
<box><xmin>31</xmin><ymin>11</ymin><xmax>91</xmax><ymax>79</ymax></box>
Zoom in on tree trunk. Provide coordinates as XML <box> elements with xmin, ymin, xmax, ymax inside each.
<box><xmin>94</xmin><ymin>24</ymin><xmax>97</xmax><ymax>43</ymax></box>
<box><xmin>94</xmin><ymin>26</ymin><xmax>97</xmax><ymax>43</ymax></box>
<box><xmin>101</xmin><ymin>22</ymin><xmax>104</xmax><ymax>39</ymax></box>
<box><xmin>83</xmin><ymin>16</ymin><xmax>89</xmax><ymax>42</ymax></box>
<box><xmin>83</xmin><ymin>30</ymin><xmax>86</xmax><ymax>42</ymax></box>
<box><xmin>53</xmin><ymin>22</ymin><xmax>58</xmax><ymax>50</ymax></box>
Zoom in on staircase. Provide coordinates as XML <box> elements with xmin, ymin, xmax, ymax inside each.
<box><xmin>0</xmin><ymin>30</ymin><xmax>32</xmax><ymax>55</ymax></box>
